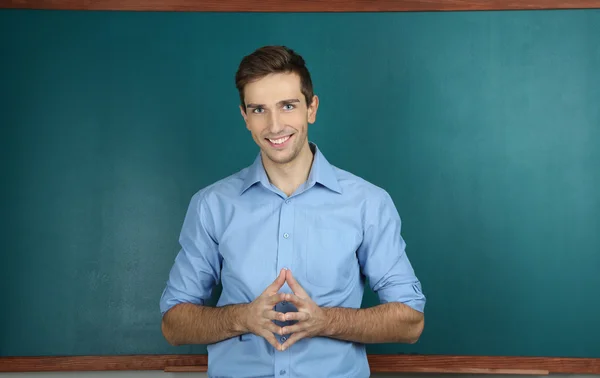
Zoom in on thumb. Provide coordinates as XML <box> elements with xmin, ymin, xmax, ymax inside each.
<box><xmin>285</xmin><ymin>269</ymin><xmax>307</xmax><ymax>297</ymax></box>
<box><xmin>266</xmin><ymin>268</ymin><xmax>287</xmax><ymax>294</ymax></box>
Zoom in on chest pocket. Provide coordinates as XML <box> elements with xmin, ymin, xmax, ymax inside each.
<box><xmin>304</xmin><ymin>226</ymin><xmax>360</xmax><ymax>288</ymax></box>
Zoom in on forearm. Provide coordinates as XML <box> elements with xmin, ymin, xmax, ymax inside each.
<box><xmin>161</xmin><ymin>302</ymin><xmax>248</xmax><ymax>346</ymax></box>
<box><xmin>322</xmin><ymin>302</ymin><xmax>424</xmax><ymax>344</ymax></box>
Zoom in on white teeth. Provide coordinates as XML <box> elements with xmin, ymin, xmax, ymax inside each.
<box><xmin>269</xmin><ymin>136</ymin><xmax>290</xmax><ymax>145</ymax></box>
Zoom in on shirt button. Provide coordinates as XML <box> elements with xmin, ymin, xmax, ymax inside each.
<box><xmin>283</xmin><ymin>233</ymin><xmax>289</xmax><ymax>239</ymax></box>
<box><xmin>281</xmin><ymin>301</ymin><xmax>287</xmax><ymax>305</ymax></box>
<box><xmin>285</xmin><ymin>199</ymin><xmax>290</xmax><ymax>204</ymax></box>
<box><xmin>280</xmin><ymin>370</ymin><xmax>286</xmax><ymax>375</ymax></box>
<box><xmin>281</xmin><ymin>336</ymin><xmax>287</xmax><ymax>342</ymax></box>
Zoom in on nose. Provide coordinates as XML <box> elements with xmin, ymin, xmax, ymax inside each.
<box><xmin>267</xmin><ymin>110</ymin><xmax>284</xmax><ymax>134</ymax></box>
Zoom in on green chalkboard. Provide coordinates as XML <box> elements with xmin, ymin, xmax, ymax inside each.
<box><xmin>1</xmin><ymin>8</ymin><xmax>599</xmax><ymax>358</ymax></box>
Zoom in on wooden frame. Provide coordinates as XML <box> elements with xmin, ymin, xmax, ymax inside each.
<box><xmin>1</xmin><ymin>355</ymin><xmax>600</xmax><ymax>374</ymax></box>
<box><xmin>1</xmin><ymin>0</ymin><xmax>598</xmax><ymax>375</ymax></box>
<box><xmin>2</xmin><ymin>0</ymin><xmax>600</xmax><ymax>11</ymax></box>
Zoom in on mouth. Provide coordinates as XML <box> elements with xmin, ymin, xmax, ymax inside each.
<box><xmin>265</xmin><ymin>134</ymin><xmax>293</xmax><ymax>149</ymax></box>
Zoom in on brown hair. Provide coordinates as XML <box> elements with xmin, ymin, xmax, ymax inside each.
<box><xmin>235</xmin><ymin>45</ymin><xmax>314</xmax><ymax>111</ymax></box>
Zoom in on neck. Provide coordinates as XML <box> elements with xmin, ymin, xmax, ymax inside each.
<box><xmin>262</xmin><ymin>142</ymin><xmax>314</xmax><ymax>197</ymax></box>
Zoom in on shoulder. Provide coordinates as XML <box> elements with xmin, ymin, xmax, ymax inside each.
<box><xmin>329</xmin><ymin>164</ymin><xmax>401</xmax><ymax>227</ymax></box>
<box><xmin>331</xmin><ymin>165</ymin><xmax>394</xmax><ymax>204</ymax></box>
<box><xmin>188</xmin><ymin>166</ymin><xmax>250</xmax><ymax>209</ymax></box>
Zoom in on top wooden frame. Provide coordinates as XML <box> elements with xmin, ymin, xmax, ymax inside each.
<box><xmin>2</xmin><ymin>0</ymin><xmax>600</xmax><ymax>12</ymax></box>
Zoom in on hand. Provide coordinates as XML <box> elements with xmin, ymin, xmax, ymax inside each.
<box><xmin>279</xmin><ymin>269</ymin><xmax>329</xmax><ymax>350</ymax></box>
<box><xmin>242</xmin><ymin>268</ymin><xmax>287</xmax><ymax>350</ymax></box>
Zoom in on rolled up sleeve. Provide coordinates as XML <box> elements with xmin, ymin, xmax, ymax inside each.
<box><xmin>357</xmin><ymin>190</ymin><xmax>426</xmax><ymax>313</ymax></box>
<box><xmin>159</xmin><ymin>190</ymin><xmax>222</xmax><ymax>316</ymax></box>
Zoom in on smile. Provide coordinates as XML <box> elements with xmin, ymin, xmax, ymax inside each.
<box><xmin>266</xmin><ymin>134</ymin><xmax>293</xmax><ymax>148</ymax></box>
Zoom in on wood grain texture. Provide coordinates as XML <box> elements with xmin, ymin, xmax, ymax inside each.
<box><xmin>0</xmin><ymin>355</ymin><xmax>207</xmax><ymax>372</ymax></box>
<box><xmin>164</xmin><ymin>365</ymin><xmax>208</xmax><ymax>372</ymax></box>
<box><xmin>367</xmin><ymin>355</ymin><xmax>600</xmax><ymax>374</ymax></box>
<box><xmin>395</xmin><ymin>368</ymin><xmax>549</xmax><ymax>375</ymax></box>
<box><xmin>1</xmin><ymin>355</ymin><xmax>599</xmax><ymax>374</ymax></box>
<box><xmin>1</xmin><ymin>0</ymin><xmax>600</xmax><ymax>11</ymax></box>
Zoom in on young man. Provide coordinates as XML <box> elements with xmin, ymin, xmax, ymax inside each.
<box><xmin>160</xmin><ymin>45</ymin><xmax>426</xmax><ymax>378</ymax></box>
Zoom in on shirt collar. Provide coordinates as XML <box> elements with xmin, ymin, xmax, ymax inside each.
<box><xmin>241</xmin><ymin>142</ymin><xmax>342</xmax><ymax>195</ymax></box>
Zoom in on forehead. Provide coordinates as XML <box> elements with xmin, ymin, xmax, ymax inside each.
<box><xmin>244</xmin><ymin>72</ymin><xmax>302</xmax><ymax>104</ymax></box>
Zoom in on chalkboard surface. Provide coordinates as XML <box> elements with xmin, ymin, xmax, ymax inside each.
<box><xmin>1</xmin><ymin>8</ymin><xmax>599</xmax><ymax>358</ymax></box>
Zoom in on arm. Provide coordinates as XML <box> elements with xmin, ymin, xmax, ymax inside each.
<box><xmin>161</xmin><ymin>302</ymin><xmax>248</xmax><ymax>346</ymax></box>
<box><xmin>322</xmin><ymin>302</ymin><xmax>424</xmax><ymax>344</ymax></box>
<box><xmin>352</xmin><ymin>189</ymin><xmax>426</xmax><ymax>342</ymax></box>
<box><xmin>159</xmin><ymin>190</ymin><xmax>226</xmax><ymax>345</ymax></box>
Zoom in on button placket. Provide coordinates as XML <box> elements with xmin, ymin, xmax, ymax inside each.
<box><xmin>275</xmin><ymin>198</ymin><xmax>293</xmax><ymax>378</ymax></box>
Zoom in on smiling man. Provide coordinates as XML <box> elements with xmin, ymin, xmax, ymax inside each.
<box><xmin>160</xmin><ymin>45</ymin><xmax>426</xmax><ymax>378</ymax></box>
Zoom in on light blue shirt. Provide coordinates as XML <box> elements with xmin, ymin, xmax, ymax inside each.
<box><xmin>160</xmin><ymin>142</ymin><xmax>426</xmax><ymax>378</ymax></box>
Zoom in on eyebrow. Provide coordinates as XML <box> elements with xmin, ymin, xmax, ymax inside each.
<box><xmin>246</xmin><ymin>98</ymin><xmax>301</xmax><ymax>109</ymax></box>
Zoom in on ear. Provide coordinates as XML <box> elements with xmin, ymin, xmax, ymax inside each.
<box><xmin>307</xmin><ymin>95</ymin><xmax>319</xmax><ymax>124</ymax></box>
<box><xmin>239</xmin><ymin>105</ymin><xmax>249</xmax><ymax>128</ymax></box>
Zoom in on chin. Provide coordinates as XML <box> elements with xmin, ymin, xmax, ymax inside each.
<box><xmin>267</xmin><ymin>153</ymin><xmax>295</xmax><ymax>165</ymax></box>
<box><xmin>263</xmin><ymin>149</ymin><xmax>297</xmax><ymax>165</ymax></box>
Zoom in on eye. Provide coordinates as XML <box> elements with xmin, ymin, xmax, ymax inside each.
<box><xmin>283</xmin><ymin>104</ymin><xmax>295</xmax><ymax>111</ymax></box>
<box><xmin>252</xmin><ymin>107</ymin><xmax>265</xmax><ymax>114</ymax></box>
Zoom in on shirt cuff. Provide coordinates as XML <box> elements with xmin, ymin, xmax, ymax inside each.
<box><xmin>376</xmin><ymin>282</ymin><xmax>426</xmax><ymax>313</ymax></box>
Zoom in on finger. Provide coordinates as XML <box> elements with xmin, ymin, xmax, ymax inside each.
<box><xmin>281</xmin><ymin>331</ymin><xmax>307</xmax><ymax>351</ymax></box>
<box><xmin>267</xmin><ymin>292</ymin><xmax>287</xmax><ymax>307</ymax></box>
<box><xmin>283</xmin><ymin>293</ymin><xmax>305</xmax><ymax>308</ymax></box>
<box><xmin>260</xmin><ymin>330</ymin><xmax>283</xmax><ymax>351</ymax></box>
<box><xmin>264</xmin><ymin>310</ymin><xmax>286</xmax><ymax>322</ymax></box>
<box><xmin>281</xmin><ymin>322</ymin><xmax>307</xmax><ymax>335</ymax></box>
<box><xmin>285</xmin><ymin>270</ymin><xmax>308</xmax><ymax>297</ymax></box>
<box><xmin>265</xmin><ymin>321</ymin><xmax>285</xmax><ymax>335</ymax></box>
<box><xmin>265</xmin><ymin>268</ymin><xmax>287</xmax><ymax>295</ymax></box>
<box><xmin>284</xmin><ymin>311</ymin><xmax>310</xmax><ymax>322</ymax></box>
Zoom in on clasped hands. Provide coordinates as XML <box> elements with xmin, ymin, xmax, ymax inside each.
<box><xmin>243</xmin><ymin>268</ymin><xmax>328</xmax><ymax>351</ymax></box>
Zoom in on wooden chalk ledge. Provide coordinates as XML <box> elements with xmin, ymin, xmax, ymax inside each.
<box><xmin>1</xmin><ymin>354</ymin><xmax>599</xmax><ymax>374</ymax></box>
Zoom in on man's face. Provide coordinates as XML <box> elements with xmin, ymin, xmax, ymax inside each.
<box><xmin>240</xmin><ymin>72</ymin><xmax>318</xmax><ymax>166</ymax></box>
